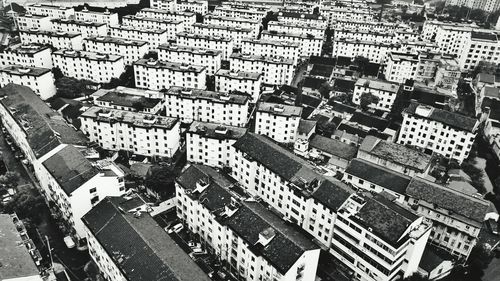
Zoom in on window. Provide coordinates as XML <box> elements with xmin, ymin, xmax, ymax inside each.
<box><xmin>89</xmin><ymin>187</ymin><xmax>97</xmax><ymax>193</ymax></box>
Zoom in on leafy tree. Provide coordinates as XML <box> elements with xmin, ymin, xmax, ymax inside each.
<box><xmin>55</xmin><ymin>77</ymin><xmax>91</xmax><ymax>99</ymax></box>
<box><xmin>52</xmin><ymin>67</ymin><xmax>64</xmax><ymax>80</ymax></box>
<box><xmin>144</xmin><ymin>166</ymin><xmax>176</xmax><ymax>200</ymax></box>
<box><xmin>262</xmin><ymin>12</ymin><xmax>278</xmax><ymax>30</ymax></box>
<box><xmin>318</xmin><ymin>82</ymin><xmax>333</xmax><ymax>99</ymax></box>
<box><xmin>360</xmin><ymin>92</ymin><xmax>380</xmax><ymax>111</ymax></box>
<box><xmin>131</xmin><ymin>101</ymin><xmax>144</xmax><ymax>112</ymax></box>
<box><xmin>2</xmin><ymin>190</ymin><xmax>46</xmax><ymax>223</ymax></box>
<box><xmin>0</xmin><ymin>172</ymin><xmax>19</xmax><ymax>192</ymax></box>
<box><xmin>376</xmin><ymin>0</ymin><xmax>392</xmax><ymax>5</ymax></box>
<box><xmin>353</xmin><ymin>56</ymin><xmax>370</xmax><ymax>75</ymax></box>
<box><xmin>143</xmin><ymin>51</ymin><xmax>158</xmax><ymax>60</ymax></box>
<box><xmin>413</xmin><ymin>0</ymin><xmax>424</xmax><ymax>5</ymax></box>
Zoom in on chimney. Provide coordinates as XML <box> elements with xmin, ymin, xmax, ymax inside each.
<box><xmin>257</xmin><ymin>227</ymin><xmax>276</xmax><ymax>247</ymax></box>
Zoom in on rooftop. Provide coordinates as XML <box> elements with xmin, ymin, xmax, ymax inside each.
<box><xmin>205</xmin><ymin>14</ymin><xmax>260</xmax><ymax>24</ymax></box>
<box><xmin>268</xmin><ymin>20</ymin><xmax>325</xmax><ymax>30</ymax></box>
<box><xmin>134</xmin><ymin>59</ymin><xmax>206</xmax><ymax>73</ymax></box>
<box><xmin>177</xmin><ymin>31</ymin><xmax>233</xmax><ymax>42</ymax></box>
<box><xmin>123</xmin><ymin>15</ymin><xmax>182</xmax><ymax>24</ymax></box>
<box><xmin>159</xmin><ymin>44</ymin><xmax>221</xmax><ymax>56</ymax></box>
<box><xmin>20</xmin><ymin>29</ymin><xmax>81</xmax><ymax>38</ymax></box>
<box><xmin>1</xmin><ymin>43</ymin><xmax>49</xmax><ymax>55</ymax></box>
<box><xmin>419</xmin><ymin>245</ymin><xmax>453</xmax><ymax>272</ymax></box>
<box><xmin>278</xmin><ymin>11</ymin><xmax>324</xmax><ymax>20</ymax></box>
<box><xmin>166</xmin><ymin>86</ymin><xmax>248</xmax><ymax>104</ymax></box>
<box><xmin>85</xmin><ymin>36</ymin><xmax>147</xmax><ymax>46</ymax></box>
<box><xmin>109</xmin><ymin>25</ymin><xmax>168</xmax><ymax>34</ymax></box>
<box><xmin>471</xmin><ymin>31</ymin><xmax>498</xmax><ymax>42</ymax></box>
<box><xmin>263</xmin><ymin>30</ymin><xmax>322</xmax><ymax>39</ymax></box>
<box><xmin>215</xmin><ymin>69</ymin><xmax>261</xmax><ymax>80</ymax></box>
<box><xmin>138</xmin><ymin>8</ymin><xmax>196</xmax><ymax>17</ymax></box>
<box><xmin>93</xmin><ymin>88</ymin><xmax>162</xmax><ymax>109</ymax></box>
<box><xmin>349</xmin><ymin>111</ymin><xmax>389</xmax><ymax>131</ymax></box>
<box><xmin>404</xmin><ymin>102</ymin><xmax>478</xmax><ymax>132</ymax></box>
<box><xmin>257</xmin><ymin>102</ymin><xmax>302</xmax><ymax>117</ymax></box>
<box><xmin>309</xmin><ymin>134</ymin><xmax>358</xmax><ymax>160</ymax></box>
<box><xmin>52</xmin><ymin>18</ymin><xmax>106</xmax><ymax>27</ymax></box>
<box><xmin>356</xmin><ymin>78</ymin><xmax>400</xmax><ymax>93</ymax></box>
<box><xmin>192</xmin><ymin>23</ymin><xmax>253</xmax><ymax>32</ymax></box>
<box><xmin>241</xmin><ymin>37</ymin><xmax>301</xmax><ymax>48</ymax></box>
<box><xmin>298</xmin><ymin>119</ymin><xmax>316</xmax><ymax>135</ymax></box>
<box><xmin>0</xmin><ymin>65</ymin><xmax>51</xmax><ymax>77</ymax></box>
<box><xmin>188</xmin><ymin>121</ymin><xmax>247</xmax><ymax>140</ymax></box>
<box><xmin>230</xmin><ymin>53</ymin><xmax>294</xmax><ymax>65</ymax></box>
<box><xmin>53</xmin><ymin>49</ymin><xmax>122</xmax><ymax>62</ymax></box>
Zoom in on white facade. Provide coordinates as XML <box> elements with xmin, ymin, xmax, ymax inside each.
<box><xmin>332</xmin><ymin>38</ymin><xmax>397</xmax><ymax>63</ymax></box>
<box><xmin>134</xmin><ymin>59</ymin><xmax>207</xmax><ymax>90</ymax></box>
<box><xmin>51</xmin><ymin>19</ymin><xmax>108</xmax><ymax>38</ymax></box>
<box><xmin>255</xmin><ymin>102</ymin><xmax>302</xmax><ymax>143</ymax></box>
<box><xmin>176</xmin><ymin>32</ymin><xmax>234</xmax><ymax>60</ymax></box>
<box><xmin>352</xmin><ymin>78</ymin><xmax>401</xmax><ymax>112</ymax></box>
<box><xmin>84</xmin><ymin>36</ymin><xmax>149</xmax><ymax>65</ymax></box>
<box><xmin>458</xmin><ymin>31</ymin><xmax>500</xmax><ymax>71</ymax></box>
<box><xmin>261</xmin><ymin>30</ymin><xmax>323</xmax><ymax>57</ymax></box>
<box><xmin>204</xmin><ymin>14</ymin><xmax>260</xmax><ymax>36</ymax></box>
<box><xmin>15</xmin><ymin>14</ymin><xmax>52</xmax><ymax>31</ymax></box>
<box><xmin>241</xmin><ymin>38</ymin><xmax>300</xmax><ymax>64</ymax></box>
<box><xmin>0</xmin><ymin>65</ymin><xmax>56</xmax><ymax>100</ymax></box>
<box><xmin>135</xmin><ymin>8</ymin><xmax>196</xmax><ymax>30</ymax></box>
<box><xmin>122</xmin><ymin>15</ymin><xmax>183</xmax><ymax>33</ymax></box>
<box><xmin>191</xmin><ymin>23</ymin><xmax>255</xmax><ymax>47</ymax></box>
<box><xmin>150</xmin><ymin>0</ymin><xmax>175</xmax><ymax>10</ymax></box>
<box><xmin>215</xmin><ymin>69</ymin><xmax>262</xmax><ymax>103</ymax></box>
<box><xmin>74</xmin><ymin>9</ymin><xmax>119</xmax><ymax>26</ymax></box>
<box><xmin>229</xmin><ymin>53</ymin><xmax>294</xmax><ymax>86</ymax></box>
<box><xmin>277</xmin><ymin>12</ymin><xmax>327</xmax><ymax>28</ymax></box>
<box><xmin>332</xmin><ymin>20</ymin><xmax>402</xmax><ymax>33</ymax></box>
<box><xmin>158</xmin><ymin>44</ymin><xmax>222</xmax><ymax>75</ymax></box>
<box><xmin>176</xmin><ymin>0</ymin><xmax>209</xmax><ymax>14</ymax></box>
<box><xmin>0</xmin><ymin>43</ymin><xmax>53</xmax><ymax>69</ymax></box>
<box><xmin>20</xmin><ymin>30</ymin><xmax>83</xmax><ymax>50</ymax></box>
<box><xmin>385</xmin><ymin>52</ymin><xmax>419</xmax><ymax>83</ymax></box>
<box><xmin>213</xmin><ymin>4</ymin><xmax>267</xmax><ymax>20</ymax></box>
<box><xmin>26</xmin><ymin>4</ymin><xmax>75</xmax><ymax>19</ymax></box>
<box><xmin>52</xmin><ymin>49</ymin><xmax>125</xmax><ymax>83</ymax></box>
<box><xmin>268</xmin><ymin>21</ymin><xmax>325</xmax><ymax>38</ymax></box>
<box><xmin>109</xmin><ymin>25</ymin><xmax>170</xmax><ymax>48</ymax></box>
<box><xmin>80</xmin><ymin>106</ymin><xmax>181</xmax><ymax>158</ymax></box>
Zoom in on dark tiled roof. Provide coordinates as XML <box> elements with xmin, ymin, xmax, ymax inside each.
<box><xmin>309</xmin><ymin>56</ymin><xmax>336</xmax><ymax>66</ymax></box>
<box><xmin>310</xmin><ymin>64</ymin><xmax>334</xmax><ymax>78</ymax></box>
<box><xmin>482</xmin><ymin>97</ymin><xmax>500</xmax><ymax>122</ymax></box>
<box><xmin>419</xmin><ymin>245</ymin><xmax>453</xmax><ymax>272</ymax></box>
<box><xmin>309</xmin><ymin>134</ymin><xmax>358</xmax><ymax>160</ymax></box>
<box><xmin>404</xmin><ymin>102</ymin><xmax>478</xmax><ymax>132</ymax></box>
<box><xmin>298</xmin><ymin>119</ymin><xmax>316</xmax><ymax>135</ymax></box>
<box><xmin>349</xmin><ymin>111</ymin><xmax>389</xmax><ymax>131</ymax></box>
<box><xmin>329</xmin><ymin>101</ymin><xmax>357</xmax><ymax>114</ymax></box>
<box><xmin>364</xmin><ymin>62</ymin><xmax>380</xmax><ymax>77</ymax></box>
<box><xmin>336</xmin><ymin>56</ymin><xmax>352</xmax><ymax>67</ymax></box>
<box><xmin>82</xmin><ymin>197</ymin><xmax>211</xmax><ymax>281</ymax></box>
<box><xmin>312</xmin><ymin>179</ymin><xmax>353</xmax><ymax>211</ymax></box>
<box><xmin>333</xmin><ymin>79</ymin><xmax>355</xmax><ymax>92</ymax></box>
<box><xmin>302</xmin><ymin>76</ymin><xmax>326</xmax><ymax>90</ymax></box>
<box><xmin>297</xmin><ymin>94</ymin><xmax>322</xmax><ymax>108</ymax></box>
<box><xmin>345</xmin><ymin>159</ymin><xmax>411</xmax><ymax>194</ymax></box>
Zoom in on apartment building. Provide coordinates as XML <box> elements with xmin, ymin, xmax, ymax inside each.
<box><xmin>52</xmin><ymin>49</ymin><xmax>125</xmax><ymax>83</ymax></box>
<box><xmin>176</xmin><ymin>32</ymin><xmax>234</xmax><ymax>60</ymax></box>
<box><xmin>134</xmin><ymin>59</ymin><xmax>207</xmax><ymax>90</ymax></box>
<box><xmin>332</xmin><ymin>38</ymin><xmax>398</xmax><ymax>63</ymax></box>
<box><xmin>15</xmin><ymin>14</ymin><xmax>52</xmax><ymax>31</ymax></box>
<box><xmin>122</xmin><ymin>15</ymin><xmax>183</xmax><ymax>33</ymax></box>
<box><xmin>435</xmin><ymin>57</ymin><xmax>461</xmax><ymax>89</ymax></box>
<box><xmin>20</xmin><ymin>30</ymin><xmax>83</xmax><ymax>50</ymax></box>
<box><xmin>230</xmin><ymin>53</ymin><xmax>294</xmax><ymax>86</ymax></box>
<box><xmin>176</xmin><ymin>0</ymin><xmax>209</xmax><ymax>14</ymax></box>
<box><xmin>352</xmin><ymin>78</ymin><xmax>401</xmax><ymax>112</ymax></box>
<box><xmin>109</xmin><ymin>25</ymin><xmax>169</xmax><ymax>48</ymax></box>
<box><xmin>158</xmin><ymin>44</ymin><xmax>221</xmax><ymax>75</ymax></box>
<box><xmin>164</xmin><ymin>86</ymin><xmax>249</xmax><ymax>126</ymax></box>
<box><xmin>84</xmin><ymin>36</ymin><xmax>149</xmax><ymax>65</ymax></box>
<box><xmin>176</xmin><ymin>164</ymin><xmax>321</xmax><ymax>281</ymax></box>
<box><xmin>0</xmin><ymin>43</ymin><xmax>53</xmax><ymax>68</ymax></box>
<box><xmin>458</xmin><ymin>31</ymin><xmax>500</xmax><ymax>71</ymax></box>
<box><xmin>322</xmin><ymin>6</ymin><xmax>377</xmax><ymax>26</ymax></box>
<box><xmin>334</xmin><ymin>28</ymin><xmax>395</xmax><ymax>44</ymax></box>
<box><xmin>241</xmin><ymin>38</ymin><xmax>300</xmax><ymax>64</ymax></box>
<box><xmin>398</xmin><ymin>102</ymin><xmax>479</xmax><ymax>163</ymax></box>
<box><xmin>91</xmin><ymin>86</ymin><xmax>163</xmax><ymax>114</ymax></box>
<box><xmin>191</xmin><ymin>23</ymin><xmax>255</xmax><ymax>47</ymax></box>
<box><xmin>213</xmin><ymin>4</ymin><xmax>267</xmax><ymax>20</ymax></box>
<box><xmin>331</xmin><ymin>193</ymin><xmax>431</xmax><ymax>281</ymax></box>
<box><xmin>26</xmin><ymin>3</ymin><xmax>75</xmax><ymax>19</ymax></box>
<box><xmin>384</xmin><ymin>52</ymin><xmax>419</xmax><ymax>83</ymax></box>
<box><xmin>261</xmin><ymin>30</ymin><xmax>323</xmax><ymax>57</ymax></box>
<box><xmin>83</xmin><ymin>196</ymin><xmax>212</xmax><ymax>281</ymax></box>
<box><xmin>150</xmin><ymin>0</ymin><xmax>175</xmax><ymax>10</ymax></box>
<box><xmin>74</xmin><ymin>8</ymin><xmax>119</xmax><ymax>26</ymax></box>
<box><xmin>268</xmin><ymin>21</ymin><xmax>325</xmax><ymax>38</ymax></box>
<box><xmin>331</xmin><ymin>20</ymin><xmax>402</xmax><ymax>33</ymax></box>
<box><xmin>215</xmin><ymin>69</ymin><xmax>262</xmax><ymax>102</ymax></box>
<box><xmin>204</xmin><ymin>14</ymin><xmax>260</xmax><ymax>36</ymax></box>
<box><xmin>404</xmin><ymin>177</ymin><xmax>498</xmax><ymax>259</ymax></box>
<box><xmin>0</xmin><ymin>65</ymin><xmax>56</xmax><ymax>100</ymax></box>
<box><xmin>186</xmin><ymin>121</ymin><xmax>247</xmax><ymax>167</ymax></box>
<box><xmin>277</xmin><ymin>11</ymin><xmax>327</xmax><ymax>28</ymax></box>
<box><xmin>51</xmin><ymin>19</ymin><xmax>107</xmax><ymax>38</ymax></box>
<box><xmin>80</xmin><ymin>106</ymin><xmax>181</xmax><ymax>158</ymax></box>
<box><xmin>135</xmin><ymin>8</ymin><xmax>196</xmax><ymax>29</ymax></box>
<box><xmin>255</xmin><ymin>102</ymin><xmax>302</xmax><ymax>143</ymax></box>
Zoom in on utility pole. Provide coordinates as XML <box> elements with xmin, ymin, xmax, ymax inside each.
<box><xmin>45</xmin><ymin>235</ymin><xmax>54</xmax><ymax>270</ymax></box>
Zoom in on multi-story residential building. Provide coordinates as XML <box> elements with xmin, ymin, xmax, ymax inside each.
<box><xmin>15</xmin><ymin>14</ymin><xmax>52</xmax><ymax>31</ymax></box>
<box><xmin>261</xmin><ymin>30</ymin><xmax>323</xmax><ymax>57</ymax></box>
<box><xmin>19</xmin><ymin>29</ymin><xmax>83</xmax><ymax>50</ymax></box>
<box><xmin>135</xmin><ymin>8</ymin><xmax>196</xmax><ymax>29</ymax></box>
<box><xmin>435</xmin><ymin>56</ymin><xmax>461</xmax><ymax>89</ymax></box>
<box><xmin>331</xmin><ymin>193</ymin><xmax>431</xmax><ymax>281</ymax></box>
<box><xmin>0</xmin><ymin>43</ymin><xmax>53</xmax><ymax>68</ymax></box>
<box><xmin>230</xmin><ymin>53</ymin><xmax>294</xmax><ymax>86</ymax></box>
<box><xmin>334</xmin><ymin>28</ymin><xmax>395</xmax><ymax>44</ymax></box>
<box><xmin>158</xmin><ymin>44</ymin><xmax>221</xmax><ymax>75</ymax></box>
<box><xmin>134</xmin><ymin>59</ymin><xmax>207</xmax><ymax>90</ymax></box>
<box><xmin>83</xmin><ymin>196</ymin><xmax>212</xmax><ymax>281</ymax></box>
<box><xmin>91</xmin><ymin>86</ymin><xmax>163</xmax><ymax>114</ymax></box>
<box><xmin>83</xmin><ymin>36</ymin><xmax>149</xmax><ymax>65</ymax></box>
<box><xmin>0</xmin><ymin>65</ymin><xmax>56</xmax><ymax>100</ymax></box>
<box><xmin>358</xmin><ymin>136</ymin><xmax>433</xmax><ymax>177</ymax></box>
<box><xmin>176</xmin><ymin>164</ymin><xmax>321</xmax><ymax>281</ymax></box>
<box><xmin>268</xmin><ymin>21</ymin><xmax>325</xmax><ymax>38</ymax></box>
<box><xmin>186</xmin><ymin>121</ymin><xmax>247</xmax><ymax>167</ymax></box>
<box><xmin>255</xmin><ymin>102</ymin><xmax>302</xmax><ymax>143</ymax></box>
<box><xmin>458</xmin><ymin>31</ymin><xmax>500</xmax><ymax>71</ymax></box>
<box><xmin>322</xmin><ymin>5</ymin><xmax>377</xmax><ymax>26</ymax></box>
<box><xmin>332</xmin><ymin>20</ymin><xmax>402</xmax><ymax>33</ymax></box>
<box><xmin>74</xmin><ymin>8</ymin><xmax>119</xmax><ymax>26</ymax></box>
<box><xmin>384</xmin><ymin>52</ymin><xmax>419</xmax><ymax>83</ymax></box>
<box><xmin>176</xmin><ymin>32</ymin><xmax>234</xmax><ymax>60</ymax></box>
<box><xmin>26</xmin><ymin>3</ymin><xmax>74</xmax><ymax>19</ymax></box>
<box><xmin>109</xmin><ymin>25</ymin><xmax>169</xmax><ymax>48</ymax></box>
<box><xmin>398</xmin><ymin>102</ymin><xmax>479</xmax><ymax>163</ymax></box>
<box><xmin>332</xmin><ymin>38</ymin><xmax>398</xmax><ymax>63</ymax></box>
<box><xmin>150</xmin><ymin>0</ymin><xmax>175</xmax><ymax>10</ymax></box>
<box><xmin>176</xmin><ymin>0</ymin><xmax>209</xmax><ymax>14</ymax></box>
<box><xmin>204</xmin><ymin>14</ymin><xmax>260</xmax><ymax>36</ymax></box>
<box><xmin>277</xmin><ymin>11</ymin><xmax>327</xmax><ymax>28</ymax></box>
<box><xmin>404</xmin><ymin>177</ymin><xmax>499</xmax><ymax>259</ymax></box>
<box><xmin>213</xmin><ymin>3</ymin><xmax>267</xmax><ymax>20</ymax></box>
<box><xmin>215</xmin><ymin>69</ymin><xmax>262</xmax><ymax>102</ymax></box>
<box><xmin>241</xmin><ymin>38</ymin><xmax>300</xmax><ymax>64</ymax></box>
<box><xmin>122</xmin><ymin>15</ymin><xmax>183</xmax><ymax>33</ymax></box>
<box><xmin>80</xmin><ymin>106</ymin><xmax>181</xmax><ymax>158</ymax></box>
<box><xmin>352</xmin><ymin>78</ymin><xmax>401</xmax><ymax>112</ymax></box>
<box><xmin>306</xmin><ymin>134</ymin><xmax>358</xmax><ymax>172</ymax></box>
<box><xmin>36</xmin><ymin>144</ymin><xmax>126</xmax><ymax>239</ymax></box>
<box><xmin>52</xmin><ymin>49</ymin><xmax>125</xmax><ymax>83</ymax></box>
<box><xmin>164</xmin><ymin>86</ymin><xmax>249</xmax><ymax>126</ymax></box>
<box><xmin>51</xmin><ymin>18</ymin><xmax>107</xmax><ymax>38</ymax></box>
<box><xmin>191</xmin><ymin>23</ymin><xmax>255</xmax><ymax>47</ymax></box>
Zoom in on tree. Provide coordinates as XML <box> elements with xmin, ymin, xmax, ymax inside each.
<box><xmin>413</xmin><ymin>0</ymin><xmax>424</xmax><ymax>5</ymax></box>
<box><xmin>0</xmin><ymin>172</ymin><xmax>19</xmax><ymax>192</ymax></box>
<box><xmin>318</xmin><ymin>82</ymin><xmax>332</xmax><ymax>99</ymax></box>
<box><xmin>52</xmin><ymin>67</ymin><xmax>64</xmax><ymax>80</ymax></box>
<box><xmin>360</xmin><ymin>92</ymin><xmax>380</xmax><ymax>111</ymax></box>
<box><xmin>376</xmin><ymin>0</ymin><xmax>392</xmax><ymax>5</ymax></box>
<box><xmin>144</xmin><ymin>166</ymin><xmax>176</xmax><ymax>200</ymax></box>
<box><xmin>143</xmin><ymin>51</ymin><xmax>158</xmax><ymax>60</ymax></box>
<box><xmin>353</xmin><ymin>56</ymin><xmax>370</xmax><ymax>76</ymax></box>
<box><xmin>2</xmin><ymin>190</ymin><xmax>46</xmax><ymax>223</ymax></box>
<box><xmin>55</xmin><ymin>77</ymin><xmax>92</xmax><ymax>98</ymax></box>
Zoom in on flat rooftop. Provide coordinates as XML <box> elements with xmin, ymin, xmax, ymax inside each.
<box><xmin>138</xmin><ymin>8</ymin><xmax>196</xmax><ymax>16</ymax></box>
<box><xmin>109</xmin><ymin>25</ymin><xmax>168</xmax><ymax>34</ymax></box>
<box><xmin>134</xmin><ymin>59</ymin><xmax>206</xmax><ymax>73</ymax></box>
<box><xmin>257</xmin><ymin>102</ymin><xmax>302</xmax><ymax>117</ymax></box>
<box><xmin>230</xmin><ymin>53</ymin><xmax>294</xmax><ymax>65</ymax></box>
<box><xmin>166</xmin><ymin>86</ymin><xmax>248</xmax><ymax>104</ymax></box>
<box><xmin>93</xmin><ymin>88</ymin><xmax>162</xmax><ymax>109</ymax></box>
<box><xmin>193</xmin><ymin>23</ymin><xmax>253</xmax><ymax>32</ymax></box>
<box><xmin>356</xmin><ymin>78</ymin><xmax>400</xmax><ymax>93</ymax></box>
<box><xmin>204</xmin><ymin>14</ymin><xmax>260</xmax><ymax>24</ymax></box>
<box><xmin>1</xmin><ymin>43</ymin><xmax>50</xmax><ymax>55</ymax></box>
<box><xmin>85</xmin><ymin>36</ymin><xmax>147</xmax><ymax>46</ymax></box>
<box><xmin>53</xmin><ymin>49</ymin><xmax>123</xmax><ymax>62</ymax></box>
<box><xmin>188</xmin><ymin>121</ymin><xmax>247</xmax><ymax>139</ymax></box>
<box><xmin>268</xmin><ymin>21</ymin><xmax>325</xmax><ymax>30</ymax></box>
<box><xmin>262</xmin><ymin>30</ymin><xmax>322</xmax><ymax>39</ymax></box>
<box><xmin>242</xmin><ymin>37</ymin><xmax>300</xmax><ymax>48</ymax></box>
<box><xmin>215</xmin><ymin>69</ymin><xmax>261</xmax><ymax>80</ymax></box>
<box><xmin>158</xmin><ymin>43</ymin><xmax>221</xmax><ymax>56</ymax></box>
<box><xmin>0</xmin><ymin>65</ymin><xmax>51</xmax><ymax>77</ymax></box>
<box><xmin>20</xmin><ymin>29</ymin><xmax>81</xmax><ymax>38</ymax></box>
<box><xmin>51</xmin><ymin>18</ymin><xmax>105</xmax><ymax>27</ymax></box>
<box><xmin>123</xmin><ymin>15</ymin><xmax>182</xmax><ymax>24</ymax></box>
<box><xmin>177</xmin><ymin>31</ymin><xmax>233</xmax><ymax>42</ymax></box>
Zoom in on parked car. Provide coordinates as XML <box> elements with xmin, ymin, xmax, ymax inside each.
<box><xmin>167</xmin><ymin>223</ymin><xmax>183</xmax><ymax>234</ymax></box>
<box><xmin>64</xmin><ymin>236</ymin><xmax>75</xmax><ymax>249</ymax></box>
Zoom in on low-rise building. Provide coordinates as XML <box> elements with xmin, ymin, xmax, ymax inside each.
<box><xmin>352</xmin><ymin>78</ymin><xmax>401</xmax><ymax>112</ymax></box>
<box><xmin>150</xmin><ymin>0</ymin><xmax>175</xmax><ymax>10</ymax></box>
<box><xmin>204</xmin><ymin>14</ymin><xmax>260</xmax><ymax>36</ymax></box>
<box><xmin>384</xmin><ymin>52</ymin><xmax>419</xmax><ymax>83</ymax></box>
<box><xmin>164</xmin><ymin>86</ymin><xmax>249</xmax><ymax>126</ymax></box>
<box><xmin>176</xmin><ymin>32</ymin><xmax>234</xmax><ymax>60</ymax></box>
<box><xmin>176</xmin><ymin>0</ymin><xmax>209</xmax><ymax>14</ymax></box>
<box><xmin>109</xmin><ymin>25</ymin><xmax>170</xmax><ymax>48</ymax></box>
<box><xmin>26</xmin><ymin>3</ymin><xmax>74</xmax><ymax>19</ymax></box>
<box><xmin>134</xmin><ymin>59</ymin><xmax>207</xmax><ymax>90</ymax></box>
<box><xmin>51</xmin><ymin>18</ymin><xmax>107</xmax><ymax>38</ymax></box>
<box><xmin>20</xmin><ymin>29</ymin><xmax>83</xmax><ymax>50</ymax></box>
<box><xmin>261</xmin><ymin>30</ymin><xmax>323</xmax><ymax>57</ymax></box>
<box><xmin>158</xmin><ymin>43</ymin><xmax>221</xmax><ymax>75</ymax></box>
<box><xmin>213</xmin><ymin>3</ymin><xmax>267</xmax><ymax>20</ymax></box>
<box><xmin>84</xmin><ymin>36</ymin><xmax>149</xmax><ymax>65</ymax></box>
<box><xmin>241</xmin><ymin>38</ymin><xmax>300</xmax><ymax>64</ymax></box>
<box><xmin>52</xmin><ymin>49</ymin><xmax>125</xmax><ymax>83</ymax></box>
<box><xmin>277</xmin><ymin>11</ymin><xmax>327</xmax><ymax>28</ymax></box>
<box><xmin>0</xmin><ymin>65</ymin><xmax>56</xmax><ymax>100</ymax></box>
<box><xmin>0</xmin><ymin>43</ymin><xmax>53</xmax><ymax>69</ymax></box>
<box><xmin>15</xmin><ymin>14</ymin><xmax>52</xmax><ymax>31</ymax></box>
<box><xmin>91</xmin><ymin>86</ymin><xmax>163</xmax><ymax>114</ymax></box>
<box><xmin>255</xmin><ymin>102</ymin><xmax>302</xmax><ymax>143</ymax></box>
<box><xmin>74</xmin><ymin>8</ymin><xmax>119</xmax><ymax>26</ymax></box>
<box><xmin>215</xmin><ymin>69</ymin><xmax>262</xmax><ymax>103</ymax></box>
<box><xmin>80</xmin><ymin>106</ymin><xmax>181</xmax><ymax>158</ymax></box>
<box><xmin>122</xmin><ymin>15</ymin><xmax>183</xmax><ymax>33</ymax></box>
<box><xmin>191</xmin><ymin>23</ymin><xmax>255</xmax><ymax>47</ymax></box>
<box><xmin>135</xmin><ymin>8</ymin><xmax>196</xmax><ymax>29</ymax></box>
<box><xmin>230</xmin><ymin>53</ymin><xmax>294</xmax><ymax>86</ymax></box>
<box><xmin>308</xmin><ymin>134</ymin><xmax>358</xmax><ymax>171</ymax></box>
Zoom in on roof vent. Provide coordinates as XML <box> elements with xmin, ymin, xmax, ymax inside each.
<box><xmin>195</xmin><ymin>177</ymin><xmax>210</xmax><ymax>193</ymax></box>
<box><xmin>415</xmin><ymin>104</ymin><xmax>433</xmax><ymax>117</ymax></box>
<box><xmin>273</xmin><ymin>105</ymin><xmax>285</xmax><ymax>113</ymax></box>
<box><xmin>257</xmin><ymin>227</ymin><xmax>276</xmax><ymax>247</ymax></box>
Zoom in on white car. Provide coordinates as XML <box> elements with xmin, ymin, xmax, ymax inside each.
<box><xmin>167</xmin><ymin>223</ymin><xmax>183</xmax><ymax>234</ymax></box>
<box><xmin>64</xmin><ymin>236</ymin><xmax>75</xmax><ymax>249</ymax></box>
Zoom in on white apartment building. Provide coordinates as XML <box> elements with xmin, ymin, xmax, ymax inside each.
<box><xmin>158</xmin><ymin>44</ymin><xmax>221</xmax><ymax>75</ymax></box>
<box><xmin>134</xmin><ymin>59</ymin><xmax>207</xmax><ymax>90</ymax></box>
<box><xmin>26</xmin><ymin>3</ymin><xmax>75</xmax><ymax>19</ymax></box>
<box><xmin>150</xmin><ymin>0</ymin><xmax>175</xmax><ymax>10</ymax></box>
<box><xmin>352</xmin><ymin>78</ymin><xmax>401</xmax><ymax>112</ymax></box>
<box><xmin>332</xmin><ymin>20</ymin><xmax>402</xmax><ymax>33</ymax></box>
<box><xmin>432</xmin><ymin>24</ymin><xmax>475</xmax><ymax>56</ymax></box>
<box><xmin>109</xmin><ymin>25</ymin><xmax>169</xmax><ymax>48</ymax></box>
<box><xmin>230</xmin><ymin>53</ymin><xmax>294</xmax><ymax>86</ymax></box>
<box><xmin>268</xmin><ymin>21</ymin><xmax>325</xmax><ymax>38</ymax></box>
<box><xmin>176</xmin><ymin>164</ymin><xmax>321</xmax><ymax>281</ymax></box>
<box><xmin>84</xmin><ymin>36</ymin><xmax>149</xmax><ymax>65</ymax></box>
<box><xmin>255</xmin><ymin>102</ymin><xmax>302</xmax><ymax>143</ymax></box>
<box><xmin>331</xmin><ymin>193</ymin><xmax>431</xmax><ymax>281</ymax></box>
<box><xmin>0</xmin><ymin>43</ymin><xmax>53</xmax><ymax>69</ymax></box>
<box><xmin>91</xmin><ymin>86</ymin><xmax>163</xmax><ymax>114</ymax></box>
<box><xmin>241</xmin><ymin>38</ymin><xmax>300</xmax><ymax>64</ymax></box>
<box><xmin>15</xmin><ymin>14</ymin><xmax>52</xmax><ymax>31</ymax></box>
<box><xmin>458</xmin><ymin>31</ymin><xmax>500</xmax><ymax>71</ymax></box>
<box><xmin>51</xmin><ymin>19</ymin><xmax>107</xmax><ymax>38</ymax></box>
<box><xmin>164</xmin><ymin>86</ymin><xmax>249</xmax><ymax>127</ymax></box>
<box><xmin>204</xmin><ymin>14</ymin><xmax>260</xmax><ymax>36</ymax></box>
<box><xmin>261</xmin><ymin>30</ymin><xmax>323</xmax><ymax>57</ymax></box>
<box><xmin>0</xmin><ymin>65</ymin><xmax>56</xmax><ymax>100</ymax></box>
<box><xmin>398</xmin><ymin>102</ymin><xmax>479</xmax><ymax>163</ymax></box>
<box><xmin>332</xmin><ymin>38</ymin><xmax>398</xmax><ymax>63</ymax></box>
<box><xmin>36</xmin><ymin>144</ymin><xmax>125</xmax><ymax>239</ymax></box>
<box><xmin>176</xmin><ymin>32</ymin><xmax>234</xmax><ymax>60</ymax></box>
<box><xmin>186</xmin><ymin>121</ymin><xmax>247</xmax><ymax>168</ymax></box>
<box><xmin>215</xmin><ymin>69</ymin><xmax>262</xmax><ymax>103</ymax></box>
<box><xmin>191</xmin><ymin>23</ymin><xmax>255</xmax><ymax>47</ymax></box>
<box><xmin>384</xmin><ymin>52</ymin><xmax>419</xmax><ymax>83</ymax></box>
<box><xmin>74</xmin><ymin>8</ymin><xmax>119</xmax><ymax>26</ymax></box>
<box><xmin>52</xmin><ymin>49</ymin><xmax>125</xmax><ymax>83</ymax></box>
<box><xmin>136</xmin><ymin>8</ymin><xmax>196</xmax><ymax>29</ymax></box>
<box><xmin>20</xmin><ymin>29</ymin><xmax>83</xmax><ymax>50</ymax></box>
<box><xmin>334</xmin><ymin>29</ymin><xmax>395</xmax><ymax>44</ymax></box>
<box><xmin>322</xmin><ymin>6</ymin><xmax>377</xmax><ymax>26</ymax></box>
<box><xmin>176</xmin><ymin>0</ymin><xmax>209</xmax><ymax>14</ymax></box>
<box><xmin>122</xmin><ymin>15</ymin><xmax>183</xmax><ymax>33</ymax></box>
<box><xmin>277</xmin><ymin>11</ymin><xmax>327</xmax><ymax>28</ymax></box>
<box><xmin>80</xmin><ymin>106</ymin><xmax>181</xmax><ymax>158</ymax></box>
<box><xmin>213</xmin><ymin>4</ymin><xmax>267</xmax><ymax>20</ymax></box>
